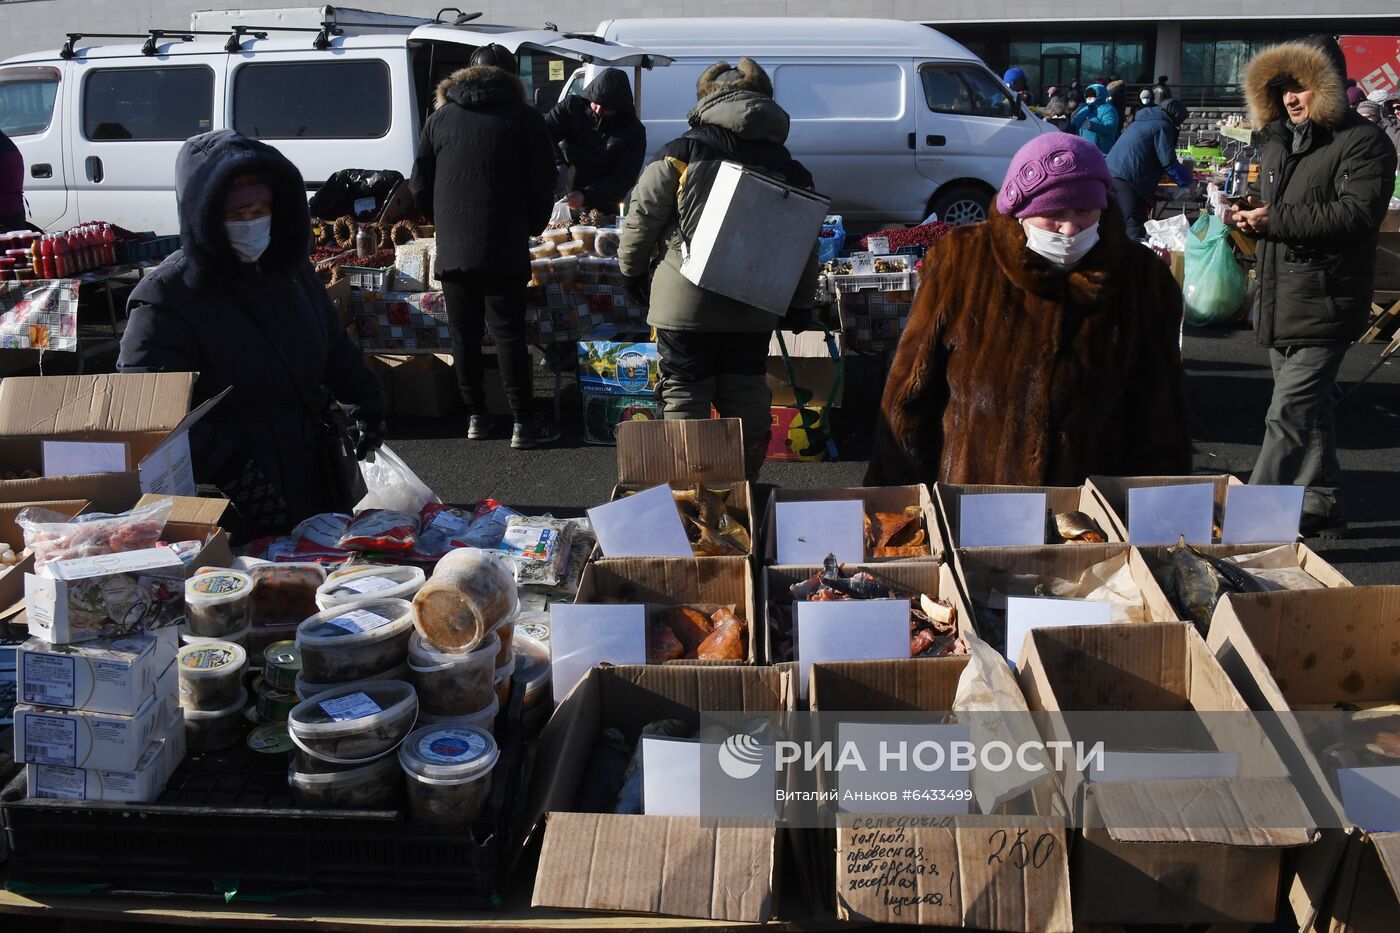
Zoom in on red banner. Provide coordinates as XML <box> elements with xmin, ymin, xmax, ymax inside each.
<box><xmin>1341</xmin><ymin>35</ymin><xmax>1400</xmax><ymax>98</ymax></box>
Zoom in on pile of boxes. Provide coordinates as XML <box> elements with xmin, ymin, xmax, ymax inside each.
<box><xmin>576</xmin><ymin>332</ymin><xmax>662</xmax><ymax>445</ymax></box>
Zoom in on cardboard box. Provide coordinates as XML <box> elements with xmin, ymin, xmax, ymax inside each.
<box><xmin>1139</xmin><ymin>541</ymin><xmax>1352</xmax><ymax>591</ymax></box>
<box><xmin>138</xmin><ymin>494</ymin><xmax>234</xmax><ymax>579</ymax></box>
<box><xmin>767</xmin><ymin>404</ymin><xmax>829</xmax><ymax>462</ymax></box>
<box><xmin>1086</xmin><ymin>473</ymin><xmax>1244</xmax><ymax>543</ymax></box>
<box><xmin>581</xmin><ymin>393</ymin><xmax>661</xmax><ymax>446</ymax></box>
<box><xmin>325</xmin><ymin>276</ymin><xmax>353</xmax><ymax>328</ymax></box>
<box><xmin>935</xmin><ymin>483</ymin><xmax>1122</xmax><ymax>551</ymax></box>
<box><xmin>762</xmin><ymin>485</ymin><xmax>942</xmax><ymax>563</ymax></box>
<box><xmin>14</xmin><ymin>683</ymin><xmax>168</xmax><ymax>771</ymax></box>
<box><xmin>609</xmin><ymin>418</ymin><xmax>755</xmax><ymax>558</ymax></box>
<box><xmin>767</xmin><ymin>328</ymin><xmax>843</xmax><ymax>408</ymax></box>
<box><xmin>528</xmin><ymin>664</ymin><xmax>792</xmax><ymax>921</ymax></box>
<box><xmin>810</xmin><ymin>657</ymin><xmax>1073</xmax><ymax>931</ymax></box>
<box><xmin>25</xmin><ymin>546</ymin><xmax>186</xmax><ymax>645</ymax></box>
<box><xmin>365</xmin><ymin>354</ymin><xmax>400</xmax><ymax>414</ymax></box>
<box><xmin>24</xmin><ymin>707</ymin><xmax>182</xmax><ymax>803</ymax></box>
<box><xmin>576</xmin><ymin>556</ymin><xmax>758</xmax><ymax>664</ymax></box>
<box><xmin>0</xmin><ymin>372</ymin><xmax>224</xmax><ymax>508</ymax></box>
<box><xmin>942</xmin><ymin>544</ymin><xmax>1177</xmax><ymax>655</ymax></box>
<box><xmin>1208</xmin><ymin>588</ymin><xmax>1400</xmax><ymax>932</ymax></box>
<box><xmin>17</xmin><ymin>629</ymin><xmax>171</xmax><ymax>715</ymax></box>
<box><xmin>1017</xmin><ymin>621</ymin><xmax>1316</xmax><ymax>924</ymax></box>
<box><xmin>389</xmin><ymin>353</ymin><xmax>461</xmax><ymax>419</ymax></box>
<box><xmin>578</xmin><ymin>339</ymin><xmax>660</xmax><ymax>396</ymax></box>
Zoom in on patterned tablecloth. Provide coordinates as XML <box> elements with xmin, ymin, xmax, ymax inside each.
<box><xmin>0</xmin><ymin>279</ymin><xmax>80</xmax><ymax>351</ymax></box>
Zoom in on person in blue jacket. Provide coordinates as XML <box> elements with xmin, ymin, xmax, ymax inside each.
<box><xmin>1070</xmin><ymin>83</ymin><xmax>1120</xmax><ymax>154</ymax></box>
<box><xmin>1003</xmin><ymin>66</ymin><xmax>1032</xmax><ymax>106</ymax></box>
<box><xmin>1107</xmin><ymin>98</ymin><xmax>1194</xmax><ymax>240</ymax></box>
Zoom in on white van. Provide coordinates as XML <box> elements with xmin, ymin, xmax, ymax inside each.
<box><xmin>0</xmin><ymin>8</ymin><xmax>666</xmax><ymax>233</ymax></box>
<box><xmin>568</xmin><ymin>18</ymin><xmax>1055</xmax><ymax>226</ymax></box>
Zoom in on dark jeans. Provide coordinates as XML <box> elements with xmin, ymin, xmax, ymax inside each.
<box><xmin>1250</xmin><ymin>343</ymin><xmax>1349</xmax><ymax>520</ymax></box>
<box><xmin>1111</xmin><ymin>177</ymin><xmax>1150</xmax><ymax>242</ymax></box>
<box><xmin>440</xmin><ymin>269</ymin><xmax>533</xmax><ymax>423</ymax></box>
<box><xmin>655</xmin><ymin>328</ymin><xmax>773</xmax><ymax>475</ymax></box>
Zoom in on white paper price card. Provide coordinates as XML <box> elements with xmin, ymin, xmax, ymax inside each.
<box><xmin>587</xmin><ymin>484</ymin><xmax>693</xmax><ymax>558</ymax></box>
<box><xmin>776</xmin><ymin>499</ymin><xmax>866</xmax><ymax>565</ymax></box>
<box><xmin>642</xmin><ymin>735</ymin><xmax>774</xmax><ymax>818</ymax></box>
<box><xmin>1091</xmin><ymin>751</ymin><xmax>1239</xmax><ymax>783</ymax></box>
<box><xmin>1127</xmin><ymin>483</ymin><xmax>1214</xmax><ymax>546</ymax></box>
<box><xmin>1221</xmin><ymin>485</ymin><xmax>1305</xmax><ymax>544</ymax></box>
<box><xmin>959</xmin><ymin>493</ymin><xmax>1047</xmax><ymax>548</ymax></box>
<box><xmin>549</xmin><ymin>603</ymin><xmax>647</xmax><ymax>704</ymax></box>
<box><xmin>1337</xmin><ymin>766</ymin><xmax>1400</xmax><ymax>832</ymax></box>
<box><xmin>1004</xmin><ymin>596</ymin><xmax>1112</xmax><ymax>665</ymax></box>
<box><xmin>866</xmin><ymin>236</ymin><xmax>891</xmax><ymax>256</ymax></box>
<box><xmin>42</xmin><ymin>440</ymin><xmax>127</xmax><ymax>478</ymax></box>
<box><xmin>837</xmin><ymin>722</ymin><xmax>972</xmax><ymax>814</ymax></box>
<box><xmin>795</xmin><ymin>598</ymin><xmax>909</xmax><ymax>700</ymax></box>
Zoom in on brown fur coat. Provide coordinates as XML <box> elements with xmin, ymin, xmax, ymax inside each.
<box><xmin>866</xmin><ymin>205</ymin><xmax>1191</xmax><ymax>488</ymax></box>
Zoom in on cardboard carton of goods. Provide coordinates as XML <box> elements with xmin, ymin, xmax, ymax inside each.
<box><xmin>17</xmin><ymin>627</ymin><xmax>178</xmax><ymax>715</ymax></box>
<box><xmin>24</xmin><ymin>709</ymin><xmax>185</xmax><ymax>803</ymax></box>
<box><xmin>136</xmin><ymin>494</ymin><xmax>235</xmax><ymax>579</ymax></box>
<box><xmin>1209</xmin><ymin>587</ymin><xmax>1400</xmax><ymax>932</ymax></box>
<box><xmin>1086</xmin><ymin>473</ymin><xmax>1242</xmax><ymax>543</ymax></box>
<box><xmin>810</xmin><ymin>655</ymin><xmax>1073</xmax><ymax>930</ymax></box>
<box><xmin>763</xmin><ymin>485</ymin><xmax>941</xmax><ymax>564</ymax></box>
<box><xmin>935</xmin><ymin>483</ymin><xmax>1122</xmax><ymax>550</ymax></box>
<box><xmin>13</xmin><ymin>685</ymin><xmax>168</xmax><ymax>772</ymax></box>
<box><xmin>1017</xmin><ymin>621</ymin><xmax>1317</xmax><ymax>925</ymax></box>
<box><xmin>24</xmin><ymin>546</ymin><xmax>186</xmax><ymax>644</ymax></box>
<box><xmin>528</xmin><ymin>664</ymin><xmax>791</xmax><ymax>922</ymax></box>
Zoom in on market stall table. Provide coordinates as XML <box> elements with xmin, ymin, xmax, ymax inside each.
<box><xmin>0</xmin><ymin>262</ymin><xmax>160</xmax><ymax>371</ymax></box>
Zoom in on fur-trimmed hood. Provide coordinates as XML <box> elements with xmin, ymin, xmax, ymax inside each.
<box><xmin>173</xmin><ymin>130</ymin><xmax>309</xmax><ymax>289</ymax></box>
<box><xmin>697</xmin><ymin>57</ymin><xmax>773</xmax><ymax>100</ymax></box>
<box><xmin>434</xmin><ymin>65</ymin><xmax>526</xmax><ymax>110</ymax></box>
<box><xmin>1244</xmin><ymin>38</ymin><xmax>1348</xmax><ymax>129</ymax></box>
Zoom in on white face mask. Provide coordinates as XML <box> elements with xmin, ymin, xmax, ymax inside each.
<box><xmin>225</xmin><ymin>215</ymin><xmax>272</xmax><ymax>264</ymax></box>
<box><xmin>1021</xmin><ymin>221</ymin><xmax>1101</xmax><ymax>269</ymax></box>
<box><xmin>1140</xmin><ymin>93</ymin><xmax>1152</xmax><ymax>105</ymax></box>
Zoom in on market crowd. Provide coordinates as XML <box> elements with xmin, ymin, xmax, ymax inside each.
<box><xmin>111</xmin><ymin>36</ymin><xmax>1397</xmax><ymax>544</ymax></box>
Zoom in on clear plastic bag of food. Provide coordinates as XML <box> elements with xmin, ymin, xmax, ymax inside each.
<box><xmin>498</xmin><ymin>515</ymin><xmax>573</xmax><ymax>587</ymax></box>
<box><xmin>462</xmin><ymin>499</ymin><xmax>520</xmax><ymax>550</ymax></box>
<box><xmin>356</xmin><ymin>445</ymin><xmax>439</xmax><ymax>515</ymax></box>
<box><xmin>337</xmin><ymin>509</ymin><xmax>418</xmax><ymax>553</ymax></box>
<box><xmin>411</xmin><ymin>503</ymin><xmax>479</xmax><ymax>563</ymax></box>
<box><xmin>18</xmin><ymin>498</ymin><xmax>174</xmax><ymax>572</ymax></box>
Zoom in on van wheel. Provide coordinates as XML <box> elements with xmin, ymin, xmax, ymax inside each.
<box><xmin>927</xmin><ymin>185</ymin><xmax>990</xmax><ymax>226</ymax></box>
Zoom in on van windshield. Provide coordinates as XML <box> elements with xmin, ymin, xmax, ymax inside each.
<box><xmin>0</xmin><ymin>67</ymin><xmax>60</xmax><ymax>137</ymax></box>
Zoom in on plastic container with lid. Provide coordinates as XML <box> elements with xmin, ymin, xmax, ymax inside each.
<box><xmin>177</xmin><ymin>641</ymin><xmax>247</xmax><ymax>711</ymax></box>
<box><xmin>417</xmin><ymin>692</ymin><xmax>499</xmax><ymax>736</ymax></box>
<box><xmin>399</xmin><ymin>725</ymin><xmax>499</xmax><ymax>826</ymax></box>
<box><xmin>518</xmin><ymin>616</ymin><xmax>550</xmax><ymax>645</ymax></box>
<box><xmin>555</xmin><ymin>239</ymin><xmax>587</xmax><ymax>258</ymax></box>
<box><xmin>183</xmin><ymin>623</ymin><xmax>250</xmax><ymax>649</ymax></box>
<box><xmin>296</xmin><ymin>598</ymin><xmax>414</xmax><ymax>683</ymax></box>
<box><xmin>493</xmin><ymin>653</ymin><xmax>516</xmax><ymax>706</ymax></box>
<box><xmin>540</xmin><ymin>226</ymin><xmax>572</xmax><ymax>246</ymax></box>
<box><xmin>513</xmin><ymin>634</ymin><xmax>552</xmax><ymax>734</ymax></box>
<box><xmin>250</xmin><ymin>563</ymin><xmax>325</xmax><ymax>627</ymax></box>
<box><xmin>529</xmin><ymin>242</ymin><xmax>557</xmax><ymax>259</ymax></box>
<box><xmin>549</xmin><ymin>255</ymin><xmax>579</xmax><ymax>284</ymax></box>
<box><xmin>263</xmin><ymin>641</ymin><xmax>302</xmax><ymax>690</ymax></box>
<box><xmin>411</xmin><ymin>548</ymin><xmax>519</xmax><ymax>653</ymax></box>
<box><xmin>409</xmin><ymin>630</ymin><xmax>498</xmax><ymax>717</ymax></box>
<box><xmin>287</xmin><ymin>680</ymin><xmax>418</xmax><ymax>763</ymax></box>
<box><xmin>185</xmin><ymin>687</ymin><xmax>248</xmax><ymax>752</ymax></box>
<box><xmin>246</xmin><ymin>721</ymin><xmax>294</xmax><ymax>773</ymax></box>
<box><xmin>529</xmin><ymin>258</ymin><xmax>552</xmax><ymax>287</ymax></box>
<box><xmin>569</xmin><ymin>225</ymin><xmax>598</xmax><ymax>252</ymax></box>
<box><xmin>185</xmin><ymin>569</ymin><xmax>254</xmax><ymax>637</ymax></box>
<box><xmin>295</xmin><ymin>661</ymin><xmax>409</xmax><ymax>700</ymax></box>
<box><xmin>316</xmin><ymin>565</ymin><xmax>426</xmax><ymax>611</ymax></box>
<box><xmin>494</xmin><ymin>621</ymin><xmax>514</xmax><ymax>669</ymax></box>
<box><xmin>290</xmin><ymin>750</ymin><xmax>401</xmax><ymax>809</ymax></box>
<box><xmin>254</xmin><ymin>675</ymin><xmax>299</xmax><ymax>722</ymax></box>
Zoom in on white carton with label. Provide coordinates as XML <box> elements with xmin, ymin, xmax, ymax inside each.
<box><xmin>25</xmin><ymin>709</ymin><xmax>185</xmax><ymax>803</ymax></box>
<box><xmin>25</xmin><ymin>546</ymin><xmax>186</xmax><ymax>645</ymax></box>
<box><xmin>13</xmin><ymin>687</ymin><xmax>166</xmax><ymax>771</ymax></box>
<box><xmin>17</xmin><ymin>630</ymin><xmax>175</xmax><ymax>715</ymax></box>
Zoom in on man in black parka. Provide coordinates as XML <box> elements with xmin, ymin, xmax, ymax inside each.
<box><xmin>410</xmin><ymin>45</ymin><xmax>559</xmax><ymax>447</ymax></box>
<box><xmin>1229</xmin><ymin>35</ymin><xmax>1396</xmax><ymax>538</ymax></box>
<box><xmin>545</xmin><ymin>68</ymin><xmax>646</xmax><ymax>212</ymax></box>
<box><xmin>118</xmin><ymin>130</ymin><xmax>385</xmax><ymax>541</ymax></box>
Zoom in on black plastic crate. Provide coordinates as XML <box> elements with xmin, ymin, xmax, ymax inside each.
<box><xmin>0</xmin><ymin>680</ymin><xmax>528</xmax><ymax>906</ymax></box>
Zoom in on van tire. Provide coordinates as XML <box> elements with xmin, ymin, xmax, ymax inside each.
<box><xmin>927</xmin><ymin>185</ymin><xmax>991</xmax><ymax>226</ymax></box>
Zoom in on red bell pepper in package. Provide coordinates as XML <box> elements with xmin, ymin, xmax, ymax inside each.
<box><xmin>336</xmin><ymin>509</ymin><xmax>418</xmax><ymax>553</ymax></box>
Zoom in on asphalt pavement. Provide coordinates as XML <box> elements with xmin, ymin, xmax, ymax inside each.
<box><xmin>388</xmin><ymin>323</ymin><xmax>1399</xmax><ymax>586</ymax></box>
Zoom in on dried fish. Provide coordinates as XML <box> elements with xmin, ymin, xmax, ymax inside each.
<box><xmin>1054</xmin><ymin>511</ymin><xmax>1107</xmax><ymax>543</ymax></box>
<box><xmin>690</xmin><ymin>518</ymin><xmax>746</xmax><ymax>556</ymax></box>
<box><xmin>866</xmin><ymin>505</ymin><xmax>930</xmax><ymax>558</ymax></box>
<box><xmin>1169</xmin><ymin>536</ymin><xmax>1228</xmax><ymax>632</ymax></box>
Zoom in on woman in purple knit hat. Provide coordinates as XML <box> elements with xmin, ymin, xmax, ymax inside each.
<box><xmin>867</xmin><ymin>133</ymin><xmax>1191</xmax><ymax>488</ymax></box>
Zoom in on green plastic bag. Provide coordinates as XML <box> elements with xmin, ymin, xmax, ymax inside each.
<box><xmin>1183</xmin><ymin>213</ymin><xmax>1247</xmax><ymax>326</ymax></box>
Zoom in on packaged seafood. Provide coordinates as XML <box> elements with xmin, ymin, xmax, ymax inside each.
<box><xmin>254</xmin><ymin>675</ymin><xmax>299</xmax><ymax>722</ymax></box>
<box><xmin>182</xmin><ymin>623</ymin><xmax>250</xmax><ymax>649</ymax></box>
<box><xmin>494</xmin><ymin>620</ymin><xmax>514</xmax><ymax>669</ymax></box>
<box><xmin>294</xmin><ymin>662</ymin><xmax>409</xmax><ymax>700</ymax></box>
<box><xmin>549</xmin><ymin>255</ymin><xmax>579</xmax><ymax>284</ymax></box>
<box><xmin>249</xmin><ymin>563</ymin><xmax>325</xmax><ymax>627</ymax></box>
<box><xmin>316</xmin><ymin>564</ymin><xmax>425</xmax><ymax>610</ymax></box>
<box><xmin>498</xmin><ymin>516</ymin><xmax>573</xmax><ymax>587</ymax></box>
<box><xmin>513</xmin><ymin>635</ymin><xmax>552</xmax><ymax>736</ymax></box>
<box><xmin>184</xmin><ymin>687</ymin><xmax>248</xmax><ymax>753</ymax></box>
<box><xmin>18</xmin><ymin>632</ymin><xmax>173</xmax><ymax>715</ymax></box>
<box><xmin>185</xmin><ymin>570</ymin><xmax>254</xmax><ymax>638</ymax></box>
<box><xmin>18</xmin><ymin>499</ymin><xmax>173</xmax><ymax>572</ymax></box>
<box><xmin>460</xmin><ymin>500</ymin><xmax>520</xmax><ymax>551</ymax></box>
<box><xmin>295</xmin><ymin>598</ymin><xmax>415</xmax><ymax>683</ymax></box>
<box><xmin>177</xmin><ymin>641</ymin><xmax>246</xmax><ymax>711</ymax></box>
<box><xmin>529</xmin><ymin>259</ymin><xmax>552</xmax><ymax>286</ymax></box>
<box><xmin>493</xmin><ymin>654</ymin><xmax>516</xmax><ymax>706</ymax></box>
<box><xmin>519</xmin><ymin>617</ymin><xmax>550</xmax><ymax>644</ymax></box>
<box><xmin>412</xmin><ymin>503</ymin><xmax>480</xmax><ymax>561</ymax></box>
<box><xmin>246</xmin><ymin>721</ymin><xmax>294</xmax><ymax>773</ymax></box>
<box><xmin>290</xmin><ymin>749</ymin><xmax>401</xmax><ymax>809</ymax></box>
<box><xmin>288</xmin><ymin>680</ymin><xmax>418</xmax><ymax>763</ymax></box>
<box><xmin>408</xmin><ymin>630</ymin><xmax>498</xmax><ymax>716</ymax></box>
<box><xmin>335</xmin><ymin>510</ymin><xmax>417</xmax><ymax>553</ymax></box>
<box><xmin>25</xmin><ymin>547</ymin><xmax>186</xmax><ymax>645</ymax></box>
<box><xmin>418</xmin><ymin>692</ymin><xmax>500</xmax><ymax>736</ymax></box>
<box><xmin>412</xmin><ymin>548</ymin><xmax>519</xmax><ymax>653</ymax></box>
<box><xmin>399</xmin><ymin>725</ymin><xmax>499</xmax><ymax>826</ymax></box>
<box><xmin>262</xmin><ymin>640</ymin><xmax>301</xmax><ymax>690</ymax></box>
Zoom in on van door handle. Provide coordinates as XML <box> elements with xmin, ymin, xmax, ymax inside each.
<box><xmin>86</xmin><ymin>156</ymin><xmax>104</xmax><ymax>183</ymax></box>
<box><xmin>926</xmin><ymin>135</ymin><xmax>947</xmax><ymax>147</ymax></box>
<box><xmin>907</xmin><ymin>132</ymin><xmax>916</xmax><ymax>150</ymax></box>
<box><xmin>30</xmin><ymin>163</ymin><xmax>53</xmax><ymax>178</ymax></box>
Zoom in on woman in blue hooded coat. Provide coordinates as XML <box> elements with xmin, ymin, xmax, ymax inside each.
<box><xmin>1070</xmin><ymin>83</ymin><xmax>1121</xmax><ymax>154</ymax></box>
<box><xmin>118</xmin><ymin>130</ymin><xmax>386</xmax><ymax>541</ymax></box>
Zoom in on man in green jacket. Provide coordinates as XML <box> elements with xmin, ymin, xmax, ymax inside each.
<box><xmin>618</xmin><ymin>58</ymin><xmax>820</xmax><ymax>481</ymax></box>
<box><xmin>1229</xmin><ymin>36</ymin><xmax>1396</xmax><ymax>538</ymax></box>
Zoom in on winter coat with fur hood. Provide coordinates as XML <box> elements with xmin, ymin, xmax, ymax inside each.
<box><xmin>119</xmin><ymin>130</ymin><xmax>384</xmax><ymax>524</ymax></box>
<box><xmin>1243</xmin><ymin>38</ymin><xmax>1397</xmax><ymax>348</ymax></box>
<box><xmin>866</xmin><ymin>203</ymin><xmax>1191</xmax><ymax>488</ymax></box>
<box><xmin>410</xmin><ymin>65</ymin><xmax>556</xmax><ymax>278</ymax></box>
<box><xmin>544</xmin><ymin>69</ymin><xmax>647</xmax><ymax>209</ymax></box>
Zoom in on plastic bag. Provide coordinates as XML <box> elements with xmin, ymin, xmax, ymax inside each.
<box><xmin>1183</xmin><ymin>214</ymin><xmax>1246</xmax><ymax>326</ymax></box>
<box><xmin>336</xmin><ymin>509</ymin><xmax>418</xmax><ymax>553</ymax></box>
<box><xmin>462</xmin><ymin>499</ymin><xmax>521</xmax><ymax>550</ymax></box>
<box><xmin>19</xmin><ymin>498</ymin><xmax>175</xmax><ymax>572</ymax></box>
<box><xmin>498</xmin><ymin>515</ymin><xmax>573</xmax><ymax>587</ymax></box>
<box><xmin>817</xmin><ymin>215</ymin><xmax>846</xmax><ymax>264</ymax></box>
<box><xmin>411</xmin><ymin>503</ymin><xmax>479</xmax><ymax>562</ymax></box>
<box><xmin>356</xmin><ymin>444</ymin><xmax>439</xmax><ymax>515</ymax></box>
<box><xmin>1144</xmin><ymin>214</ymin><xmax>1190</xmax><ymax>252</ymax></box>
<box><xmin>547</xmin><ymin>198</ymin><xmax>573</xmax><ymax>229</ymax></box>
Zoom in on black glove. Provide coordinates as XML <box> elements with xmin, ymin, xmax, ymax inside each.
<box><xmin>622</xmin><ymin>274</ymin><xmax>649</xmax><ymax>307</ymax></box>
<box><xmin>778</xmin><ymin>307</ymin><xmax>815</xmax><ymax>334</ymax></box>
<box><xmin>219</xmin><ymin>459</ymin><xmax>290</xmax><ymax>535</ymax></box>
<box><xmin>350</xmin><ymin>415</ymin><xmax>387</xmax><ymax>461</ymax></box>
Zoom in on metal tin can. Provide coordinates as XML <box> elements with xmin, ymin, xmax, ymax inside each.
<box><xmin>263</xmin><ymin>640</ymin><xmax>302</xmax><ymax>691</ymax></box>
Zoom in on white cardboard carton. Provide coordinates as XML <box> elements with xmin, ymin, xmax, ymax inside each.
<box><xmin>24</xmin><ymin>546</ymin><xmax>186</xmax><ymax>645</ymax></box>
<box><xmin>17</xmin><ymin>630</ymin><xmax>172</xmax><ymax>715</ymax></box>
<box><xmin>13</xmin><ymin>686</ymin><xmax>166</xmax><ymax>771</ymax></box>
<box><xmin>25</xmin><ymin>708</ymin><xmax>185</xmax><ymax>803</ymax></box>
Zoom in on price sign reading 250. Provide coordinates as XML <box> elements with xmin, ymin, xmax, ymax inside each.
<box><xmin>986</xmin><ymin>829</ymin><xmax>1057</xmax><ymax>869</ymax></box>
